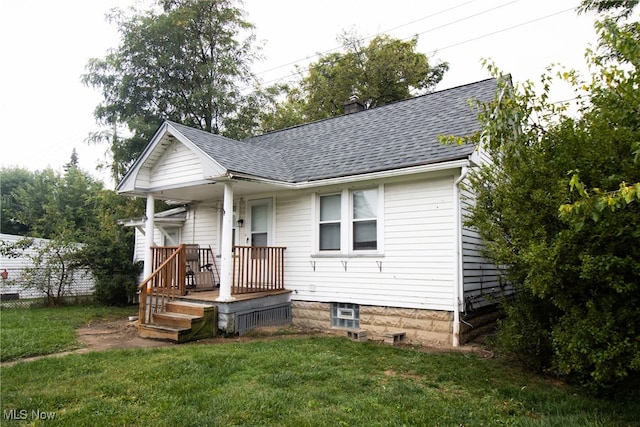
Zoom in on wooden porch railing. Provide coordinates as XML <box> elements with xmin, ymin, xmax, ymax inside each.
<box><xmin>138</xmin><ymin>245</ymin><xmax>286</xmax><ymax>323</ymax></box>
<box><xmin>138</xmin><ymin>245</ymin><xmax>186</xmax><ymax>324</ymax></box>
<box><xmin>232</xmin><ymin>246</ymin><xmax>286</xmax><ymax>294</ymax></box>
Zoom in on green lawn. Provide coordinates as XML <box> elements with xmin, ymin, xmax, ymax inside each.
<box><xmin>0</xmin><ymin>305</ymin><xmax>136</xmax><ymax>362</ymax></box>
<box><xmin>1</xmin><ymin>306</ymin><xmax>639</xmax><ymax>426</ymax></box>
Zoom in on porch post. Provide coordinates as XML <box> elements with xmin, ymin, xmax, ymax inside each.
<box><xmin>143</xmin><ymin>194</ymin><xmax>155</xmax><ymax>279</ymax></box>
<box><xmin>217</xmin><ymin>182</ymin><xmax>234</xmax><ymax>301</ymax></box>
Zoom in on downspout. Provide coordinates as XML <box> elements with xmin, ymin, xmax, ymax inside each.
<box><xmin>452</xmin><ymin>166</ymin><xmax>468</xmax><ymax>347</ymax></box>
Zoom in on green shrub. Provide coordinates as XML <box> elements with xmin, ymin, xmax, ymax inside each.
<box><xmin>494</xmin><ymin>291</ymin><xmax>556</xmax><ymax>373</ymax></box>
<box><xmin>94</xmin><ymin>269</ymin><xmax>140</xmax><ymax>306</ymax></box>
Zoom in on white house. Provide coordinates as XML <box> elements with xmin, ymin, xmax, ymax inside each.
<box><xmin>117</xmin><ymin>78</ymin><xmax>505</xmax><ymax>345</ymax></box>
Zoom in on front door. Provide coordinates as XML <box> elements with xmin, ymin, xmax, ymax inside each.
<box><xmin>248</xmin><ymin>198</ymin><xmax>272</xmax><ymax>247</ymax></box>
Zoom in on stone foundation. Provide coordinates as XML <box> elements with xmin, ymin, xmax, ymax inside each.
<box><xmin>291</xmin><ymin>301</ymin><xmax>455</xmax><ymax>346</ymax></box>
<box><xmin>291</xmin><ymin>301</ymin><xmax>331</xmax><ymax>331</ymax></box>
<box><xmin>292</xmin><ymin>301</ymin><xmax>501</xmax><ymax>346</ymax></box>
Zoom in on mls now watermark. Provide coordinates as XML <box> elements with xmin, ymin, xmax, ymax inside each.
<box><xmin>4</xmin><ymin>409</ymin><xmax>57</xmax><ymax>421</ymax></box>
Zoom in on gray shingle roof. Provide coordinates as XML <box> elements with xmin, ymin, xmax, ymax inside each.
<box><xmin>168</xmin><ymin>123</ymin><xmax>295</xmax><ymax>181</ymax></box>
<box><xmin>170</xmin><ymin>78</ymin><xmax>497</xmax><ymax>183</ymax></box>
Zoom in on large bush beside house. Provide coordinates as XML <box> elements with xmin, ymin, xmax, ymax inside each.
<box><xmin>465</xmin><ymin>6</ymin><xmax>640</xmax><ymax>393</ymax></box>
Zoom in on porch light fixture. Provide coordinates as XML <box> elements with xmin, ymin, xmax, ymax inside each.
<box><xmin>236</xmin><ymin>218</ymin><xmax>244</xmax><ymax>228</ymax></box>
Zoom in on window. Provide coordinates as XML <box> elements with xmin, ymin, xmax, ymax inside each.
<box><xmin>316</xmin><ymin>187</ymin><xmax>381</xmax><ymax>253</ymax></box>
<box><xmin>331</xmin><ymin>302</ymin><xmax>360</xmax><ymax>329</ymax></box>
<box><xmin>163</xmin><ymin>228</ymin><xmax>180</xmax><ymax>246</ymax></box>
<box><xmin>251</xmin><ymin>203</ymin><xmax>268</xmax><ymax>246</ymax></box>
<box><xmin>352</xmin><ymin>189</ymin><xmax>377</xmax><ymax>250</ymax></box>
<box><xmin>319</xmin><ymin>194</ymin><xmax>341</xmax><ymax>251</ymax></box>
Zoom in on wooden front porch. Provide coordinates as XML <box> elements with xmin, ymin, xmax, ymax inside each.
<box><xmin>179</xmin><ymin>289</ymin><xmax>291</xmax><ymax>303</ymax></box>
<box><xmin>137</xmin><ymin>244</ymin><xmax>288</xmax><ymax>341</ymax></box>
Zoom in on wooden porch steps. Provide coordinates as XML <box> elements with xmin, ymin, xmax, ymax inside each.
<box><xmin>138</xmin><ymin>301</ymin><xmax>217</xmax><ymax>343</ymax></box>
<box><xmin>152</xmin><ymin>312</ymin><xmax>202</xmax><ymax>328</ymax></box>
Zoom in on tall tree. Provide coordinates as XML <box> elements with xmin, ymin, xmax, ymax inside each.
<box><xmin>8</xmin><ymin>168</ymin><xmax>103</xmax><ymax>241</ymax></box>
<box><xmin>83</xmin><ymin>0</ymin><xmax>259</xmax><ymax>180</ymax></box>
<box><xmin>578</xmin><ymin>0</ymin><xmax>638</xmax><ymax>18</ymax></box>
<box><xmin>1</xmin><ymin>166</ymin><xmax>144</xmax><ymax>305</ymax></box>
<box><xmin>63</xmin><ymin>148</ymin><xmax>79</xmax><ymax>172</ymax></box>
<box><xmin>261</xmin><ymin>33</ymin><xmax>448</xmax><ymax>131</ymax></box>
<box><xmin>463</xmin><ymin>3</ymin><xmax>639</xmax><ymax>393</ymax></box>
<box><xmin>1</xmin><ymin>167</ymin><xmax>34</xmax><ymax>235</ymax></box>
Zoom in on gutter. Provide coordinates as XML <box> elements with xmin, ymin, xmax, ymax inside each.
<box><xmin>293</xmin><ymin>159</ymin><xmax>471</xmax><ymax>189</ymax></box>
<box><xmin>118</xmin><ymin>158</ymin><xmax>471</xmax><ymax>198</ymax></box>
<box><xmin>452</xmin><ymin>165</ymin><xmax>469</xmax><ymax>347</ymax></box>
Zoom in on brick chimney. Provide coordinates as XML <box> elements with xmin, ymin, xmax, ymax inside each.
<box><xmin>343</xmin><ymin>95</ymin><xmax>365</xmax><ymax>114</ymax></box>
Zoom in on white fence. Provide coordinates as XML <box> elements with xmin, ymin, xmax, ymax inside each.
<box><xmin>0</xmin><ymin>233</ymin><xmax>95</xmax><ymax>304</ymax></box>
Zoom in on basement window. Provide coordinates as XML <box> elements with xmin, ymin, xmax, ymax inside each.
<box><xmin>331</xmin><ymin>302</ymin><xmax>360</xmax><ymax>329</ymax></box>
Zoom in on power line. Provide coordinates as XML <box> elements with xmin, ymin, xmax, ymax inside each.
<box><xmin>427</xmin><ymin>7</ymin><xmax>575</xmax><ymax>55</ymax></box>
<box><xmin>250</xmin><ymin>2</ymin><xmax>577</xmax><ymax>90</ymax></box>
<box><xmin>255</xmin><ymin>0</ymin><xmax>527</xmax><ymax>87</ymax></box>
<box><xmin>253</xmin><ymin>0</ymin><xmax>482</xmax><ymax>77</ymax></box>
<box><xmin>414</xmin><ymin>0</ymin><xmax>519</xmax><ymax>39</ymax></box>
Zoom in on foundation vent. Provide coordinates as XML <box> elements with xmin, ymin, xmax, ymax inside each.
<box><xmin>236</xmin><ymin>303</ymin><xmax>292</xmax><ymax>336</ymax></box>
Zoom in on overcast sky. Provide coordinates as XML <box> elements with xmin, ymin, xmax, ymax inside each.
<box><xmin>0</xmin><ymin>0</ymin><xmax>599</xmax><ymax>187</ymax></box>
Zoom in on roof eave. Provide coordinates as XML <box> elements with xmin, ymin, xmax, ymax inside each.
<box><xmin>293</xmin><ymin>157</ymin><xmax>473</xmax><ymax>189</ymax></box>
<box><xmin>116</xmin><ymin>121</ymin><xmax>229</xmax><ymax>195</ymax></box>
<box><xmin>116</xmin><ymin>121</ymin><xmax>169</xmax><ymax>194</ymax></box>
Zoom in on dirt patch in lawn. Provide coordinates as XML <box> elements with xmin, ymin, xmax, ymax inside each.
<box><xmin>1</xmin><ymin>320</ymin><xmax>491</xmax><ymax>367</ymax></box>
<box><xmin>76</xmin><ymin>319</ymin><xmax>175</xmax><ymax>351</ymax></box>
<box><xmin>74</xmin><ymin>321</ymin><xmax>492</xmax><ymax>356</ymax></box>
<box><xmin>75</xmin><ymin>321</ymin><xmax>313</xmax><ymax>351</ymax></box>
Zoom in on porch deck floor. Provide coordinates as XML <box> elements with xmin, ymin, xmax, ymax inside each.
<box><xmin>179</xmin><ymin>289</ymin><xmax>291</xmax><ymax>304</ymax></box>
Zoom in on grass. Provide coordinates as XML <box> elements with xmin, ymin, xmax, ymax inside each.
<box><xmin>1</xmin><ymin>306</ymin><xmax>639</xmax><ymax>426</ymax></box>
<box><xmin>0</xmin><ymin>305</ymin><xmax>136</xmax><ymax>362</ymax></box>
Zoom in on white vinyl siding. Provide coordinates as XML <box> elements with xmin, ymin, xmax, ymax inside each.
<box><xmin>0</xmin><ymin>234</ymin><xmax>96</xmax><ymax>299</ymax></box>
<box><xmin>459</xmin><ymin>176</ymin><xmax>507</xmax><ymax>312</ymax></box>
<box><xmin>182</xmin><ymin>204</ymin><xmax>218</xmax><ymax>252</ymax></box>
<box><xmin>149</xmin><ymin>141</ymin><xmax>203</xmax><ymax>188</ymax></box>
<box><xmin>457</xmin><ymin>148</ymin><xmax>509</xmax><ymax>312</ymax></box>
<box><xmin>131</xmin><ymin>171</ymin><xmax>500</xmax><ymax>313</ymax></box>
<box><xmin>282</xmin><ymin>176</ymin><xmax>456</xmax><ymax>311</ymax></box>
<box><xmin>133</xmin><ymin>228</ymin><xmax>146</xmax><ymax>263</ymax></box>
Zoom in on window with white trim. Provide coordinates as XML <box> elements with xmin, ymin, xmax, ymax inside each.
<box><xmin>319</xmin><ymin>194</ymin><xmax>341</xmax><ymax>251</ymax></box>
<box><xmin>316</xmin><ymin>187</ymin><xmax>381</xmax><ymax>253</ymax></box>
<box><xmin>352</xmin><ymin>189</ymin><xmax>377</xmax><ymax>250</ymax></box>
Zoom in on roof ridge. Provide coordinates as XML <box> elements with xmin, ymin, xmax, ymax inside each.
<box><xmin>167</xmin><ymin>121</ymin><xmax>243</xmax><ymax>144</ymax></box>
<box><xmin>243</xmin><ymin>77</ymin><xmax>497</xmax><ymax>141</ymax></box>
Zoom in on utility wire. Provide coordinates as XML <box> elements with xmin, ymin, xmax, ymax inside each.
<box><xmin>427</xmin><ymin>7</ymin><xmax>575</xmax><ymax>55</ymax></box>
<box><xmin>250</xmin><ymin>2</ymin><xmax>575</xmax><ymax>90</ymax></box>
<box><xmin>254</xmin><ymin>0</ymin><xmax>482</xmax><ymax>76</ymax></box>
<box><xmin>256</xmin><ymin>0</ymin><xmax>526</xmax><ymax>87</ymax></box>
